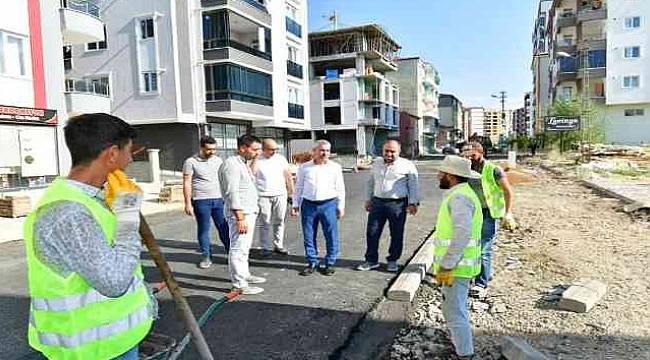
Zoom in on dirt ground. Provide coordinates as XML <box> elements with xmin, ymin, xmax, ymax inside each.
<box><xmin>387</xmin><ymin>166</ymin><xmax>650</xmax><ymax>359</ymax></box>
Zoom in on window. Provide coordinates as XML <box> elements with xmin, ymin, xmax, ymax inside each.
<box><xmin>624</xmin><ymin>109</ymin><xmax>645</xmax><ymax>117</ymax></box>
<box><xmin>140</xmin><ymin>18</ymin><xmax>154</xmax><ymax>39</ymax></box>
<box><xmin>286</xmin><ymin>4</ymin><xmax>298</xmax><ymax>21</ymax></box>
<box><xmin>288</xmin><ymin>45</ymin><xmax>299</xmax><ymax>62</ymax></box>
<box><xmin>204</xmin><ymin>64</ymin><xmax>273</xmax><ymax>106</ymax></box>
<box><xmin>65</xmin><ymin>79</ymin><xmax>74</xmax><ymax>92</ymax></box>
<box><xmin>142</xmin><ymin>71</ymin><xmax>158</xmax><ymax>93</ymax></box>
<box><xmin>561</xmin><ymin>86</ymin><xmax>573</xmax><ymax>100</ymax></box>
<box><xmin>625</xmin><ymin>16</ymin><xmax>641</xmax><ymax>29</ymax></box>
<box><xmin>63</xmin><ymin>46</ymin><xmax>72</xmax><ymax>70</ymax></box>
<box><xmin>86</xmin><ymin>26</ymin><xmax>107</xmax><ymax>51</ymax></box>
<box><xmin>0</xmin><ymin>32</ymin><xmax>27</xmax><ymax>76</ymax></box>
<box><xmin>624</xmin><ymin>46</ymin><xmax>641</xmax><ymax>58</ymax></box>
<box><xmin>623</xmin><ymin>76</ymin><xmax>640</xmax><ymax>89</ymax></box>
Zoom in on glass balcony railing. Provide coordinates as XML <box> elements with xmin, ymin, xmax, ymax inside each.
<box><xmin>60</xmin><ymin>0</ymin><xmax>100</xmax><ymax>18</ymax></box>
<box><xmin>288</xmin><ymin>103</ymin><xmax>304</xmax><ymax>119</ymax></box>
<box><xmin>287</xmin><ymin>60</ymin><xmax>303</xmax><ymax>78</ymax></box>
<box><xmin>203</xmin><ymin>38</ymin><xmax>272</xmax><ymax>61</ymax></box>
<box><xmin>242</xmin><ymin>0</ymin><xmax>267</xmax><ymax>12</ymax></box>
<box><xmin>286</xmin><ymin>17</ymin><xmax>302</xmax><ymax>38</ymax></box>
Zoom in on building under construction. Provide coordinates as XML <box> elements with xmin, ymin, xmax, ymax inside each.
<box><xmin>308</xmin><ymin>24</ymin><xmax>402</xmax><ymax>161</ymax></box>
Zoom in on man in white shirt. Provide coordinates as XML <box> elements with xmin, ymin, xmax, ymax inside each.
<box><xmin>357</xmin><ymin>139</ymin><xmax>419</xmax><ymax>273</ymax></box>
<box><xmin>251</xmin><ymin>139</ymin><xmax>294</xmax><ymax>256</ymax></box>
<box><xmin>291</xmin><ymin>140</ymin><xmax>345</xmax><ymax>276</ymax></box>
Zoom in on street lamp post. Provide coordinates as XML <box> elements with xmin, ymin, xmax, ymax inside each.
<box><xmin>492</xmin><ymin>91</ymin><xmax>508</xmax><ymax>152</ymax></box>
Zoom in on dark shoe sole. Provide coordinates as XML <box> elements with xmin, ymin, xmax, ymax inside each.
<box><xmin>300</xmin><ymin>266</ymin><xmax>317</xmax><ymax>276</ymax></box>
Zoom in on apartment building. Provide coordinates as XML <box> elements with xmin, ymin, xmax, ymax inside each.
<box><xmin>387</xmin><ymin>57</ymin><xmax>439</xmax><ymax>155</ymax></box>
<box><xmin>308</xmin><ymin>24</ymin><xmax>401</xmax><ymax>159</ymax></box>
<box><xmin>465</xmin><ymin>107</ymin><xmax>485</xmax><ymax>138</ymax></box>
<box><xmin>438</xmin><ymin>94</ymin><xmax>464</xmax><ymax>147</ymax></box>
<box><xmin>66</xmin><ymin>0</ymin><xmax>310</xmax><ymax>170</ymax></box>
<box><xmin>547</xmin><ymin>0</ymin><xmax>650</xmax><ymax>144</ymax></box>
<box><xmin>1</xmin><ymin>0</ymin><xmax>104</xmax><ymax>190</ymax></box>
<box><xmin>531</xmin><ymin>0</ymin><xmax>553</xmax><ymax>134</ymax></box>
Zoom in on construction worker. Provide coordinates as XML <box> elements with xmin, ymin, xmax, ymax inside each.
<box><xmin>357</xmin><ymin>139</ymin><xmax>419</xmax><ymax>273</ymax></box>
<box><xmin>432</xmin><ymin>155</ymin><xmax>483</xmax><ymax>360</ymax></box>
<box><xmin>462</xmin><ymin>141</ymin><xmax>515</xmax><ymax>298</ymax></box>
<box><xmin>24</xmin><ymin>113</ymin><xmax>153</xmax><ymax>359</ymax></box>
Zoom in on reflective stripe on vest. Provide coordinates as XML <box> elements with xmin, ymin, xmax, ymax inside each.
<box><xmin>31</xmin><ymin>276</ymin><xmax>143</xmax><ymax>312</ymax></box>
<box><xmin>433</xmin><ymin>238</ymin><xmax>480</xmax><ymax>248</ymax></box>
<box><xmin>31</xmin><ymin>304</ymin><xmax>150</xmax><ymax>348</ymax></box>
<box><xmin>433</xmin><ymin>256</ymin><xmax>481</xmax><ymax>268</ymax></box>
<box><xmin>481</xmin><ymin>161</ymin><xmax>506</xmax><ymax>219</ymax></box>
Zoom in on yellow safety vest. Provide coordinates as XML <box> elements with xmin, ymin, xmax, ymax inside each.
<box><xmin>481</xmin><ymin>161</ymin><xmax>506</xmax><ymax>219</ymax></box>
<box><xmin>24</xmin><ymin>178</ymin><xmax>152</xmax><ymax>360</ymax></box>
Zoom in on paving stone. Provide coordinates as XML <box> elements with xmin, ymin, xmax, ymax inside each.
<box><xmin>502</xmin><ymin>336</ymin><xmax>549</xmax><ymax>360</ymax></box>
<box><xmin>558</xmin><ymin>279</ymin><xmax>607</xmax><ymax>313</ymax></box>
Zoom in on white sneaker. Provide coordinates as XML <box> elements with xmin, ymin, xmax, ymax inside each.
<box><xmin>198</xmin><ymin>257</ymin><xmax>212</xmax><ymax>269</ymax></box>
<box><xmin>246</xmin><ymin>275</ymin><xmax>267</xmax><ymax>284</ymax></box>
<box><xmin>239</xmin><ymin>286</ymin><xmax>264</xmax><ymax>295</ymax></box>
<box><xmin>356</xmin><ymin>262</ymin><xmax>380</xmax><ymax>271</ymax></box>
<box><xmin>470</xmin><ymin>285</ymin><xmax>488</xmax><ymax>299</ymax></box>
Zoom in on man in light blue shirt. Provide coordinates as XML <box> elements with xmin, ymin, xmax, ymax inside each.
<box><xmin>357</xmin><ymin>139</ymin><xmax>419</xmax><ymax>272</ymax></box>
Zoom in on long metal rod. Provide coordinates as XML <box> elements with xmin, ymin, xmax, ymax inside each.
<box><xmin>138</xmin><ymin>214</ymin><xmax>214</xmax><ymax>360</ymax></box>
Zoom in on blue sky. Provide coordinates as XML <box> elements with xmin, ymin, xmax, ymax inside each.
<box><xmin>308</xmin><ymin>0</ymin><xmax>537</xmax><ymax>109</ymax></box>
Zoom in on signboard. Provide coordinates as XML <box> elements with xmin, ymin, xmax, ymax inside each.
<box><xmin>0</xmin><ymin>105</ymin><xmax>58</xmax><ymax>126</ymax></box>
<box><xmin>545</xmin><ymin>116</ymin><xmax>580</xmax><ymax>131</ymax></box>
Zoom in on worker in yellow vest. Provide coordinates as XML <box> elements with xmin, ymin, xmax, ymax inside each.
<box><xmin>462</xmin><ymin>141</ymin><xmax>515</xmax><ymax>299</ymax></box>
<box><xmin>432</xmin><ymin>156</ymin><xmax>483</xmax><ymax>360</ymax></box>
<box><xmin>24</xmin><ymin>113</ymin><xmax>154</xmax><ymax>360</ymax></box>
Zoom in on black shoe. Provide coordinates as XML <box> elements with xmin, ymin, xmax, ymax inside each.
<box><xmin>274</xmin><ymin>247</ymin><xmax>289</xmax><ymax>255</ymax></box>
<box><xmin>300</xmin><ymin>264</ymin><xmax>317</xmax><ymax>276</ymax></box>
<box><xmin>320</xmin><ymin>265</ymin><xmax>335</xmax><ymax>276</ymax></box>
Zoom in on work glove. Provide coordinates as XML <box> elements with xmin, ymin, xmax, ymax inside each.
<box><xmin>105</xmin><ymin>170</ymin><xmax>143</xmax><ymax>237</ymax></box>
<box><xmin>500</xmin><ymin>212</ymin><xmax>517</xmax><ymax>231</ymax></box>
<box><xmin>435</xmin><ymin>269</ymin><xmax>454</xmax><ymax>287</ymax></box>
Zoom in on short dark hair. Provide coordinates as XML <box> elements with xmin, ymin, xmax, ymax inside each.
<box><xmin>237</xmin><ymin>134</ymin><xmax>261</xmax><ymax>148</ymax></box>
<box><xmin>64</xmin><ymin>113</ymin><xmax>136</xmax><ymax>167</ymax></box>
<box><xmin>200</xmin><ymin>135</ymin><xmax>217</xmax><ymax>147</ymax></box>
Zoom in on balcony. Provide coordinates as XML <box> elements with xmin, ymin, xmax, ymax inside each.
<box><xmin>555</xmin><ymin>39</ymin><xmax>577</xmax><ymax>54</ymax></box>
<box><xmin>287</xmin><ymin>60</ymin><xmax>303</xmax><ymax>79</ymax></box>
<box><xmin>578</xmin><ymin>4</ymin><xmax>607</xmax><ymax>22</ymax></box>
<box><xmin>582</xmin><ymin>33</ymin><xmax>606</xmax><ymax>50</ymax></box>
<box><xmin>288</xmin><ymin>103</ymin><xmax>304</xmax><ymax>119</ymax></box>
<box><xmin>59</xmin><ymin>0</ymin><xmax>104</xmax><ymax>44</ymax></box>
<box><xmin>201</xmin><ymin>0</ymin><xmax>270</xmax><ymax>26</ymax></box>
<box><xmin>64</xmin><ymin>79</ymin><xmax>111</xmax><ymax>114</ymax></box>
<box><xmin>286</xmin><ymin>17</ymin><xmax>302</xmax><ymax>38</ymax></box>
<box><xmin>556</xmin><ymin>13</ymin><xmax>577</xmax><ymax>28</ymax></box>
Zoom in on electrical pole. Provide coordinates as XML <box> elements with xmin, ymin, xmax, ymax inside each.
<box><xmin>492</xmin><ymin>91</ymin><xmax>508</xmax><ymax>151</ymax></box>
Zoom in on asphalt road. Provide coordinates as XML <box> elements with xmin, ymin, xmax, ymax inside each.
<box><xmin>0</xmin><ymin>160</ymin><xmax>444</xmax><ymax>360</ymax></box>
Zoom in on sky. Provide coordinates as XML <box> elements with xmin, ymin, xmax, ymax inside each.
<box><xmin>308</xmin><ymin>0</ymin><xmax>538</xmax><ymax>109</ymax></box>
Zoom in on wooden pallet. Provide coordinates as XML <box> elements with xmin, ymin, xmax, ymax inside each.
<box><xmin>158</xmin><ymin>185</ymin><xmax>184</xmax><ymax>203</ymax></box>
<box><xmin>0</xmin><ymin>196</ymin><xmax>32</xmax><ymax>218</ymax></box>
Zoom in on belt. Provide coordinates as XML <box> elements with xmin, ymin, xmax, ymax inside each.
<box><xmin>304</xmin><ymin>198</ymin><xmax>336</xmax><ymax>204</ymax></box>
<box><xmin>373</xmin><ymin>197</ymin><xmax>407</xmax><ymax>203</ymax></box>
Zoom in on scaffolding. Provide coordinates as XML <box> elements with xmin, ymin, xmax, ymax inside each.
<box><xmin>309</xmin><ymin>24</ymin><xmax>401</xmax><ymax>61</ymax></box>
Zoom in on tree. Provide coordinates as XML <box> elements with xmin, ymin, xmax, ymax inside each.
<box><xmin>541</xmin><ymin>97</ymin><xmax>606</xmax><ymax>152</ymax></box>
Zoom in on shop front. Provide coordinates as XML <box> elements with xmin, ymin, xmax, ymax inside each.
<box><xmin>0</xmin><ymin>106</ymin><xmax>59</xmax><ymax>190</ymax></box>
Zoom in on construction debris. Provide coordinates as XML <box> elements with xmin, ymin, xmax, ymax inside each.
<box><xmin>158</xmin><ymin>184</ymin><xmax>183</xmax><ymax>203</ymax></box>
<box><xmin>0</xmin><ymin>196</ymin><xmax>31</xmax><ymax>218</ymax></box>
<box><xmin>557</xmin><ymin>279</ymin><xmax>607</xmax><ymax>313</ymax></box>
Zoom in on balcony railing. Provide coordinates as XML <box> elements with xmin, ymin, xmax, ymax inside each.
<box><xmin>241</xmin><ymin>0</ymin><xmax>267</xmax><ymax>12</ymax></box>
<box><xmin>65</xmin><ymin>79</ymin><xmax>110</xmax><ymax>96</ymax></box>
<box><xmin>287</xmin><ymin>60</ymin><xmax>303</xmax><ymax>78</ymax></box>
<box><xmin>578</xmin><ymin>4</ymin><xmax>607</xmax><ymax>22</ymax></box>
<box><xmin>286</xmin><ymin>17</ymin><xmax>302</xmax><ymax>38</ymax></box>
<box><xmin>203</xmin><ymin>38</ymin><xmax>272</xmax><ymax>61</ymax></box>
<box><xmin>288</xmin><ymin>103</ymin><xmax>304</xmax><ymax>119</ymax></box>
<box><xmin>206</xmin><ymin>90</ymin><xmax>273</xmax><ymax>106</ymax></box>
<box><xmin>60</xmin><ymin>0</ymin><xmax>100</xmax><ymax>18</ymax></box>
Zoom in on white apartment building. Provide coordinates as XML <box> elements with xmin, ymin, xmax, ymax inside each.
<box><xmin>1</xmin><ymin>0</ymin><xmax>105</xmax><ymax>190</ymax></box>
<box><xmin>548</xmin><ymin>0</ymin><xmax>650</xmax><ymax>144</ymax></box>
<box><xmin>308</xmin><ymin>24</ymin><xmax>401</xmax><ymax>159</ymax></box>
<box><xmin>531</xmin><ymin>0</ymin><xmax>553</xmax><ymax>134</ymax></box>
<box><xmin>67</xmin><ymin>0</ymin><xmax>310</xmax><ymax>170</ymax></box>
<box><xmin>466</xmin><ymin>107</ymin><xmax>485</xmax><ymax>137</ymax></box>
<box><xmin>387</xmin><ymin>57</ymin><xmax>439</xmax><ymax>156</ymax></box>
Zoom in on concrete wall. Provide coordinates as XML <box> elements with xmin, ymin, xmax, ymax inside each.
<box><xmin>132</xmin><ymin>122</ymin><xmax>200</xmax><ymax>171</ymax></box>
<box><xmin>605</xmin><ymin>104</ymin><xmax>650</xmax><ymax>145</ymax></box>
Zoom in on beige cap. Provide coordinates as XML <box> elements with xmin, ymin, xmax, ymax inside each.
<box><xmin>436</xmin><ymin>155</ymin><xmax>481</xmax><ymax>179</ymax></box>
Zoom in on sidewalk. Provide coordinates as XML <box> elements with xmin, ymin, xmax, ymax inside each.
<box><xmin>0</xmin><ymin>181</ymin><xmax>184</xmax><ymax>244</ymax></box>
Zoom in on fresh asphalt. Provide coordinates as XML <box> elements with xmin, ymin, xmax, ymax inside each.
<box><xmin>0</xmin><ymin>160</ymin><xmax>444</xmax><ymax>360</ymax></box>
